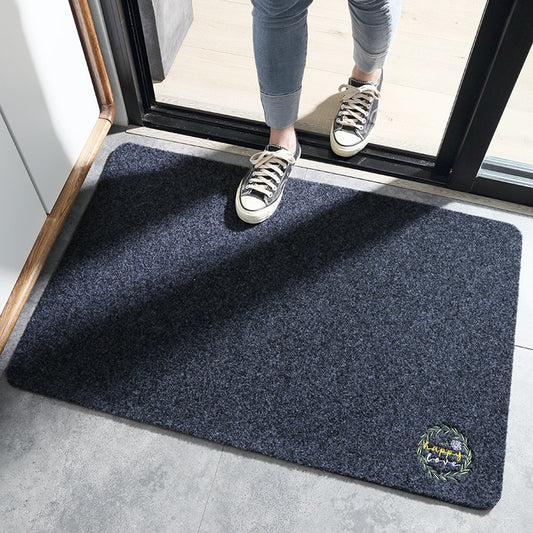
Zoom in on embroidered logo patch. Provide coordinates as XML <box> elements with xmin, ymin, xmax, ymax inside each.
<box><xmin>417</xmin><ymin>425</ymin><xmax>472</xmax><ymax>482</ymax></box>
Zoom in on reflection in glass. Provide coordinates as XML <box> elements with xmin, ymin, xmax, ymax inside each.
<box><xmin>484</xmin><ymin>47</ymin><xmax>532</xmax><ymax>168</ymax></box>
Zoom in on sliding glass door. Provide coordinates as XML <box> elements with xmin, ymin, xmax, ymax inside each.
<box><xmin>100</xmin><ymin>0</ymin><xmax>533</xmax><ymax>206</ymax></box>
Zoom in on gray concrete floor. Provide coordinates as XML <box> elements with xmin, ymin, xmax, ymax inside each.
<box><xmin>1</xmin><ymin>130</ymin><xmax>532</xmax><ymax>532</ymax></box>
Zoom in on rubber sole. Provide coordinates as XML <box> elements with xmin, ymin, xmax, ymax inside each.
<box><xmin>235</xmin><ymin>180</ymin><xmax>285</xmax><ymax>224</ymax></box>
<box><xmin>329</xmin><ymin>124</ymin><xmax>371</xmax><ymax>158</ymax></box>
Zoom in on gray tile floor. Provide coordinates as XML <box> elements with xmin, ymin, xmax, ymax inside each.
<box><xmin>1</xmin><ymin>130</ymin><xmax>532</xmax><ymax>532</ymax></box>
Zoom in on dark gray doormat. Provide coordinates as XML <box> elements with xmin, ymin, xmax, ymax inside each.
<box><xmin>7</xmin><ymin>143</ymin><xmax>522</xmax><ymax>509</ymax></box>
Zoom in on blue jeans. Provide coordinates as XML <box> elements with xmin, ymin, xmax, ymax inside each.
<box><xmin>252</xmin><ymin>0</ymin><xmax>402</xmax><ymax>129</ymax></box>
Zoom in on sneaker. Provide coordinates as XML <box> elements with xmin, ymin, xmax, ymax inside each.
<box><xmin>330</xmin><ymin>74</ymin><xmax>382</xmax><ymax>157</ymax></box>
<box><xmin>235</xmin><ymin>142</ymin><xmax>301</xmax><ymax>224</ymax></box>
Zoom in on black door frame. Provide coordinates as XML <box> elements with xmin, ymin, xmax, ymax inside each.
<box><xmin>100</xmin><ymin>0</ymin><xmax>533</xmax><ymax>206</ymax></box>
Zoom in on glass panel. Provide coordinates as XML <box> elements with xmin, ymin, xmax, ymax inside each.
<box><xmin>483</xmin><ymin>47</ymin><xmax>533</xmax><ymax>171</ymax></box>
<box><xmin>150</xmin><ymin>0</ymin><xmax>486</xmax><ymax>156</ymax></box>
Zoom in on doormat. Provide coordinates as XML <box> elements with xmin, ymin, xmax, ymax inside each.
<box><xmin>7</xmin><ymin>143</ymin><xmax>522</xmax><ymax>509</ymax></box>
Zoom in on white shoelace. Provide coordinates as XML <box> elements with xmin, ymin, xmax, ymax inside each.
<box><xmin>245</xmin><ymin>148</ymin><xmax>296</xmax><ymax>198</ymax></box>
<box><xmin>335</xmin><ymin>84</ymin><xmax>381</xmax><ymax>130</ymax></box>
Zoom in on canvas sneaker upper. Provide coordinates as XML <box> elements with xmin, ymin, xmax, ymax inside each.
<box><xmin>235</xmin><ymin>142</ymin><xmax>301</xmax><ymax>224</ymax></box>
<box><xmin>330</xmin><ymin>75</ymin><xmax>382</xmax><ymax>158</ymax></box>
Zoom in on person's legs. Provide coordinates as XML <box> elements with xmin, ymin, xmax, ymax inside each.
<box><xmin>349</xmin><ymin>0</ymin><xmax>401</xmax><ymax>78</ymax></box>
<box><xmin>252</xmin><ymin>0</ymin><xmax>313</xmax><ymax>149</ymax></box>
<box><xmin>330</xmin><ymin>0</ymin><xmax>401</xmax><ymax>157</ymax></box>
<box><xmin>235</xmin><ymin>0</ymin><xmax>312</xmax><ymax>224</ymax></box>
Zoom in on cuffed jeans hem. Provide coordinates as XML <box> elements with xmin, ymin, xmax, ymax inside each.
<box><xmin>353</xmin><ymin>47</ymin><xmax>389</xmax><ymax>75</ymax></box>
<box><xmin>260</xmin><ymin>89</ymin><xmax>301</xmax><ymax>129</ymax></box>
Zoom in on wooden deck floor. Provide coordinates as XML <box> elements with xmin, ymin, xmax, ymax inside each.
<box><xmin>154</xmin><ymin>0</ymin><xmax>532</xmax><ymax>164</ymax></box>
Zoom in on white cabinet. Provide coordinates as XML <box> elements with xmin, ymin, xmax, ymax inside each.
<box><xmin>0</xmin><ymin>0</ymin><xmax>99</xmax><ymax>213</ymax></box>
<box><xmin>0</xmin><ymin>0</ymin><xmax>101</xmax><ymax>322</ymax></box>
<box><xmin>0</xmin><ymin>114</ymin><xmax>46</xmax><ymax>312</ymax></box>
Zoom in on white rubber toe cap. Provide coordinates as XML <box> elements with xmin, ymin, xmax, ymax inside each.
<box><xmin>333</xmin><ymin>129</ymin><xmax>361</xmax><ymax>148</ymax></box>
<box><xmin>330</xmin><ymin>125</ymin><xmax>369</xmax><ymax>158</ymax></box>
<box><xmin>240</xmin><ymin>194</ymin><xmax>266</xmax><ymax>212</ymax></box>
